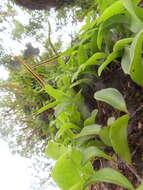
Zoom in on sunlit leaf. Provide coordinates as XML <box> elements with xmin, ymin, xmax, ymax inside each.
<box><xmin>45</xmin><ymin>141</ymin><xmax>67</xmax><ymax>160</ymax></box>
<box><xmin>52</xmin><ymin>149</ymin><xmax>82</xmax><ymax>190</ymax></box>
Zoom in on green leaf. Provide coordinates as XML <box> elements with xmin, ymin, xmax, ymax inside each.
<box><xmin>99</xmin><ymin>126</ymin><xmax>112</xmax><ymax>146</ymax></box>
<box><xmin>113</xmin><ymin>38</ymin><xmax>133</xmax><ymax>52</ymax></box>
<box><xmin>45</xmin><ymin>84</ymin><xmax>69</xmax><ymax>101</ymax></box>
<box><xmin>69</xmin><ymin>182</ymin><xmax>83</xmax><ymax>190</ymax></box>
<box><xmin>81</xmin><ymin>146</ymin><xmax>113</xmax><ymax>166</ymax></box>
<box><xmin>36</xmin><ymin>101</ymin><xmax>58</xmax><ymax>115</ymax></box>
<box><xmin>45</xmin><ymin>141</ymin><xmax>68</xmax><ymax>160</ymax></box>
<box><xmin>77</xmin><ymin>45</ymin><xmax>88</xmax><ymax>65</ymax></box>
<box><xmin>72</xmin><ymin>52</ymin><xmax>107</xmax><ymax>81</ymax></box>
<box><xmin>52</xmin><ymin>149</ymin><xmax>83</xmax><ymax>190</ymax></box>
<box><xmin>129</xmin><ymin>28</ymin><xmax>143</xmax><ymax>86</ymax></box>
<box><xmin>84</xmin><ymin>109</ymin><xmax>98</xmax><ymax>126</ymax></box>
<box><xmin>121</xmin><ymin>0</ymin><xmax>143</xmax><ymax>32</ymax></box>
<box><xmin>94</xmin><ymin>88</ymin><xmax>128</xmax><ymax>113</ymax></box>
<box><xmin>98</xmin><ymin>51</ymin><xmax>121</xmax><ymax>76</ymax></box>
<box><xmin>76</xmin><ymin>124</ymin><xmax>101</xmax><ymax>138</ymax></box>
<box><xmin>70</xmin><ymin>79</ymin><xmax>91</xmax><ymax>88</ymax></box>
<box><xmin>85</xmin><ymin>168</ymin><xmax>135</xmax><ymax>190</ymax></box>
<box><xmin>110</xmin><ymin>114</ymin><xmax>131</xmax><ymax>164</ymax></box>
<box><xmin>121</xmin><ymin>46</ymin><xmax>131</xmax><ymax>74</ymax></box>
<box><xmin>97</xmin><ymin>1</ymin><xmax>125</xmax><ymax>24</ymax></box>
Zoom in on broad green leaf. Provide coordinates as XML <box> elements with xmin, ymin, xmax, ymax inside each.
<box><xmin>45</xmin><ymin>141</ymin><xmax>67</xmax><ymax>160</ymax></box>
<box><xmin>110</xmin><ymin>114</ymin><xmax>131</xmax><ymax>164</ymax></box>
<box><xmin>129</xmin><ymin>29</ymin><xmax>143</xmax><ymax>86</ymax></box>
<box><xmin>98</xmin><ymin>51</ymin><xmax>121</xmax><ymax>76</ymax></box>
<box><xmin>76</xmin><ymin>124</ymin><xmax>101</xmax><ymax>138</ymax></box>
<box><xmin>69</xmin><ymin>182</ymin><xmax>83</xmax><ymax>190</ymax></box>
<box><xmin>84</xmin><ymin>109</ymin><xmax>98</xmax><ymax>126</ymax></box>
<box><xmin>85</xmin><ymin>168</ymin><xmax>135</xmax><ymax>190</ymax></box>
<box><xmin>113</xmin><ymin>38</ymin><xmax>133</xmax><ymax>52</ymax></box>
<box><xmin>94</xmin><ymin>88</ymin><xmax>128</xmax><ymax>113</ymax></box>
<box><xmin>52</xmin><ymin>149</ymin><xmax>82</xmax><ymax>190</ymax></box>
<box><xmin>136</xmin><ymin>183</ymin><xmax>143</xmax><ymax>190</ymax></box>
<box><xmin>81</xmin><ymin>146</ymin><xmax>113</xmax><ymax>166</ymax></box>
<box><xmin>99</xmin><ymin>126</ymin><xmax>112</xmax><ymax>146</ymax></box>
<box><xmin>97</xmin><ymin>1</ymin><xmax>125</xmax><ymax>24</ymax></box>
<box><xmin>121</xmin><ymin>46</ymin><xmax>131</xmax><ymax>74</ymax></box>
<box><xmin>36</xmin><ymin>101</ymin><xmax>58</xmax><ymax>115</ymax></box>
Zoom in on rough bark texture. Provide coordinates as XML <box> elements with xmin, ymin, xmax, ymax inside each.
<box><xmin>15</xmin><ymin>0</ymin><xmax>74</xmax><ymax>10</ymax></box>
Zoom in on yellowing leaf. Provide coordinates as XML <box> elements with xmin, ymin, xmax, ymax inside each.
<box><xmin>94</xmin><ymin>88</ymin><xmax>128</xmax><ymax>113</ymax></box>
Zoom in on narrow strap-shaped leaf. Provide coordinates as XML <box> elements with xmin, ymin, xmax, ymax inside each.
<box><xmin>129</xmin><ymin>28</ymin><xmax>143</xmax><ymax>86</ymax></box>
<box><xmin>76</xmin><ymin>124</ymin><xmax>101</xmax><ymax>138</ymax></box>
<box><xmin>113</xmin><ymin>38</ymin><xmax>133</xmax><ymax>52</ymax></box>
<box><xmin>109</xmin><ymin>114</ymin><xmax>131</xmax><ymax>164</ymax></box>
<box><xmin>81</xmin><ymin>146</ymin><xmax>113</xmax><ymax>166</ymax></box>
<box><xmin>45</xmin><ymin>84</ymin><xmax>69</xmax><ymax>101</ymax></box>
<box><xmin>84</xmin><ymin>109</ymin><xmax>98</xmax><ymax>126</ymax></box>
<box><xmin>36</xmin><ymin>101</ymin><xmax>59</xmax><ymax>115</ymax></box>
<box><xmin>72</xmin><ymin>52</ymin><xmax>106</xmax><ymax>82</ymax></box>
<box><xmin>97</xmin><ymin>1</ymin><xmax>125</xmax><ymax>24</ymax></box>
<box><xmin>85</xmin><ymin>168</ymin><xmax>135</xmax><ymax>190</ymax></box>
<box><xmin>94</xmin><ymin>88</ymin><xmax>128</xmax><ymax>113</ymax></box>
<box><xmin>98</xmin><ymin>51</ymin><xmax>121</xmax><ymax>76</ymax></box>
<box><xmin>121</xmin><ymin>46</ymin><xmax>131</xmax><ymax>74</ymax></box>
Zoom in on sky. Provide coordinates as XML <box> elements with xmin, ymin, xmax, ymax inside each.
<box><xmin>0</xmin><ymin>140</ymin><xmax>31</xmax><ymax>190</ymax></box>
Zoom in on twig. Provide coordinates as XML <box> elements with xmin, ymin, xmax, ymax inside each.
<box><xmin>32</xmin><ymin>54</ymin><xmax>60</xmax><ymax>69</ymax></box>
<box><xmin>47</xmin><ymin>19</ymin><xmax>58</xmax><ymax>55</ymax></box>
<box><xmin>126</xmin><ymin>164</ymin><xmax>142</xmax><ymax>183</ymax></box>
